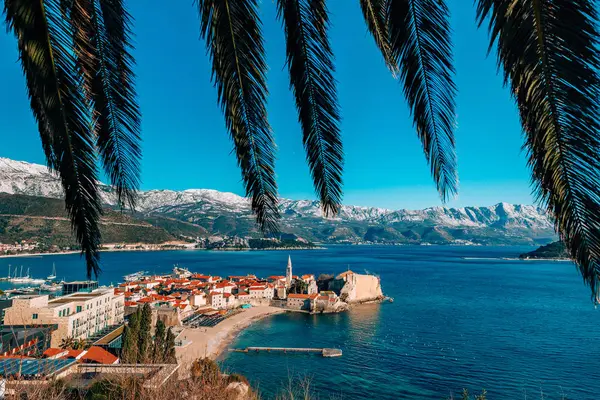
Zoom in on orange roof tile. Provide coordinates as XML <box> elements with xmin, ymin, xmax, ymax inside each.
<box><xmin>43</xmin><ymin>348</ymin><xmax>67</xmax><ymax>358</ymax></box>
<box><xmin>287</xmin><ymin>294</ymin><xmax>311</xmax><ymax>299</ymax></box>
<box><xmin>66</xmin><ymin>349</ymin><xmax>86</xmax><ymax>359</ymax></box>
<box><xmin>81</xmin><ymin>346</ymin><xmax>118</xmax><ymax>364</ymax></box>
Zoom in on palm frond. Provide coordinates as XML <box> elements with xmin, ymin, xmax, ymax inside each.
<box><xmin>277</xmin><ymin>0</ymin><xmax>343</xmax><ymax>217</ymax></box>
<box><xmin>477</xmin><ymin>0</ymin><xmax>600</xmax><ymax>298</ymax></box>
<box><xmin>387</xmin><ymin>0</ymin><xmax>458</xmax><ymax>201</ymax></box>
<box><xmin>197</xmin><ymin>0</ymin><xmax>279</xmax><ymax>232</ymax></box>
<box><xmin>68</xmin><ymin>0</ymin><xmax>142</xmax><ymax>210</ymax></box>
<box><xmin>5</xmin><ymin>0</ymin><xmax>103</xmax><ymax>277</ymax></box>
<box><xmin>359</xmin><ymin>0</ymin><xmax>398</xmax><ymax>77</ymax></box>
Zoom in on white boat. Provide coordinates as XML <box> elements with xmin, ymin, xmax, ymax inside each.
<box><xmin>172</xmin><ymin>265</ymin><xmax>191</xmax><ymax>278</ymax></box>
<box><xmin>47</xmin><ymin>263</ymin><xmax>57</xmax><ymax>280</ymax></box>
<box><xmin>10</xmin><ymin>266</ymin><xmax>30</xmax><ymax>283</ymax></box>
<box><xmin>123</xmin><ymin>271</ymin><xmax>147</xmax><ymax>282</ymax></box>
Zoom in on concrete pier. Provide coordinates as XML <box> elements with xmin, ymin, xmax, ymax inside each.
<box><xmin>230</xmin><ymin>347</ymin><xmax>342</xmax><ymax>357</ymax></box>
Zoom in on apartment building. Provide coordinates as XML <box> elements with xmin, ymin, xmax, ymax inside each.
<box><xmin>3</xmin><ymin>289</ymin><xmax>124</xmax><ymax>347</ymax></box>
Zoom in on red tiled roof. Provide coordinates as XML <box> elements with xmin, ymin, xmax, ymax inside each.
<box><xmin>223</xmin><ymin>293</ymin><xmax>232</xmax><ymax>298</ymax></box>
<box><xmin>209</xmin><ymin>291</ymin><xmax>222</xmax><ymax>296</ymax></box>
<box><xmin>124</xmin><ymin>301</ymin><xmax>138</xmax><ymax>307</ymax></box>
<box><xmin>43</xmin><ymin>348</ymin><xmax>67</xmax><ymax>358</ymax></box>
<box><xmin>66</xmin><ymin>349</ymin><xmax>85</xmax><ymax>359</ymax></box>
<box><xmin>287</xmin><ymin>294</ymin><xmax>311</xmax><ymax>299</ymax></box>
<box><xmin>81</xmin><ymin>346</ymin><xmax>118</xmax><ymax>364</ymax></box>
<box><xmin>136</xmin><ymin>297</ymin><xmax>153</xmax><ymax>304</ymax></box>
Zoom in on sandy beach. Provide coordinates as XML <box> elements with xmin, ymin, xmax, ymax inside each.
<box><xmin>175</xmin><ymin>306</ymin><xmax>285</xmax><ymax>368</ymax></box>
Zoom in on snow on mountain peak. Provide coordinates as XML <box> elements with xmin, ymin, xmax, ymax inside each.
<box><xmin>0</xmin><ymin>157</ymin><xmax>553</xmax><ymax>230</ymax></box>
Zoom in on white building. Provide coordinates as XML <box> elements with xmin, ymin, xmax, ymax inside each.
<box><xmin>3</xmin><ymin>289</ymin><xmax>125</xmax><ymax>347</ymax></box>
<box><xmin>208</xmin><ymin>292</ymin><xmax>224</xmax><ymax>308</ymax></box>
<box><xmin>248</xmin><ymin>284</ymin><xmax>274</xmax><ymax>299</ymax></box>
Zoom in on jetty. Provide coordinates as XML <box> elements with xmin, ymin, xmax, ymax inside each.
<box><xmin>230</xmin><ymin>347</ymin><xmax>342</xmax><ymax>358</ymax></box>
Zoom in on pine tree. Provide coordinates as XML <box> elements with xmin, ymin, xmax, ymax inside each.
<box><xmin>121</xmin><ymin>308</ymin><xmax>140</xmax><ymax>363</ymax></box>
<box><xmin>164</xmin><ymin>327</ymin><xmax>176</xmax><ymax>364</ymax></box>
<box><xmin>152</xmin><ymin>320</ymin><xmax>166</xmax><ymax>363</ymax></box>
<box><xmin>138</xmin><ymin>304</ymin><xmax>152</xmax><ymax>362</ymax></box>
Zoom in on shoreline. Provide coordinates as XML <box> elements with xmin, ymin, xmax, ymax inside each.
<box><xmin>0</xmin><ymin>246</ymin><xmax>324</xmax><ymax>259</ymax></box>
<box><xmin>174</xmin><ymin>306</ymin><xmax>285</xmax><ymax>368</ymax></box>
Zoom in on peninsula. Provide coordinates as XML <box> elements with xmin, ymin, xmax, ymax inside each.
<box><xmin>116</xmin><ymin>257</ymin><xmax>384</xmax><ymax>364</ymax></box>
<box><xmin>519</xmin><ymin>241</ymin><xmax>569</xmax><ymax>260</ymax></box>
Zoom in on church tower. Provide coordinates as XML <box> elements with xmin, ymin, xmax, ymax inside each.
<box><xmin>286</xmin><ymin>255</ymin><xmax>293</xmax><ymax>288</ymax></box>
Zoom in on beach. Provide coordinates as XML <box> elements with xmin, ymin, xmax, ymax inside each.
<box><xmin>174</xmin><ymin>306</ymin><xmax>285</xmax><ymax>367</ymax></box>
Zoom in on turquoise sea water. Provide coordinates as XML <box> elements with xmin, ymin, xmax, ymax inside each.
<box><xmin>0</xmin><ymin>246</ymin><xmax>597</xmax><ymax>399</ymax></box>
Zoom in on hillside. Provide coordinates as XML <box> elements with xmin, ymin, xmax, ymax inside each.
<box><xmin>0</xmin><ymin>157</ymin><xmax>559</xmax><ymax>246</ymax></box>
<box><xmin>519</xmin><ymin>241</ymin><xmax>569</xmax><ymax>260</ymax></box>
<box><xmin>0</xmin><ymin>193</ymin><xmax>175</xmax><ymax>249</ymax></box>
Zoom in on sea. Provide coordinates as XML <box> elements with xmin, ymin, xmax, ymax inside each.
<box><xmin>0</xmin><ymin>245</ymin><xmax>597</xmax><ymax>400</ymax></box>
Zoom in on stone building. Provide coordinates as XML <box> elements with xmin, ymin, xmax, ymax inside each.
<box><xmin>286</xmin><ymin>293</ymin><xmax>318</xmax><ymax>311</ymax></box>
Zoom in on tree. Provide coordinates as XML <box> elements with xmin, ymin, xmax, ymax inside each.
<box><xmin>59</xmin><ymin>336</ymin><xmax>75</xmax><ymax>350</ymax></box>
<box><xmin>163</xmin><ymin>327</ymin><xmax>176</xmax><ymax>364</ymax></box>
<box><xmin>151</xmin><ymin>320</ymin><xmax>166</xmax><ymax>363</ymax></box>
<box><xmin>121</xmin><ymin>308</ymin><xmax>140</xmax><ymax>363</ymax></box>
<box><xmin>291</xmin><ymin>280</ymin><xmax>308</xmax><ymax>294</ymax></box>
<box><xmin>3</xmin><ymin>0</ymin><xmax>600</xmax><ymax>299</ymax></box>
<box><xmin>137</xmin><ymin>303</ymin><xmax>152</xmax><ymax>362</ymax></box>
<box><xmin>3</xmin><ymin>0</ymin><xmax>141</xmax><ymax>279</ymax></box>
<box><xmin>73</xmin><ymin>337</ymin><xmax>88</xmax><ymax>350</ymax></box>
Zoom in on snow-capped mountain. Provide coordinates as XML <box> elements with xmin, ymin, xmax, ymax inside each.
<box><xmin>0</xmin><ymin>157</ymin><xmax>554</xmax><ymax>243</ymax></box>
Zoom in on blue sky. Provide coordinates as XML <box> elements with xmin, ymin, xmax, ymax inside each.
<box><xmin>0</xmin><ymin>0</ymin><xmax>533</xmax><ymax>210</ymax></box>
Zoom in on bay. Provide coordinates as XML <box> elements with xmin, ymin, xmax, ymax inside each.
<box><xmin>0</xmin><ymin>245</ymin><xmax>597</xmax><ymax>399</ymax></box>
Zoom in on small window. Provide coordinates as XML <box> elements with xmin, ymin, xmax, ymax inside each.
<box><xmin>77</xmin><ymin>306</ymin><xmax>82</xmax><ymax>313</ymax></box>
<box><xmin>32</xmin><ymin>313</ymin><xmax>38</xmax><ymax>320</ymax></box>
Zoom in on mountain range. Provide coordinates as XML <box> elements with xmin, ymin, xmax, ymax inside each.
<box><xmin>0</xmin><ymin>157</ymin><xmax>556</xmax><ymax>245</ymax></box>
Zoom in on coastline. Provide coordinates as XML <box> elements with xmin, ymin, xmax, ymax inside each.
<box><xmin>0</xmin><ymin>246</ymin><xmax>324</xmax><ymax>259</ymax></box>
<box><xmin>174</xmin><ymin>306</ymin><xmax>285</xmax><ymax>368</ymax></box>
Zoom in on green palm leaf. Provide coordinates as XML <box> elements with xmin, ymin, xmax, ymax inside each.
<box><xmin>67</xmin><ymin>0</ymin><xmax>142</xmax><ymax>210</ymax></box>
<box><xmin>277</xmin><ymin>0</ymin><xmax>343</xmax><ymax>217</ymax></box>
<box><xmin>359</xmin><ymin>0</ymin><xmax>398</xmax><ymax>77</ymax></box>
<box><xmin>5</xmin><ymin>0</ymin><xmax>103</xmax><ymax>277</ymax></box>
<box><xmin>477</xmin><ymin>0</ymin><xmax>600</xmax><ymax>298</ymax></box>
<box><xmin>197</xmin><ymin>0</ymin><xmax>279</xmax><ymax>232</ymax></box>
<box><xmin>386</xmin><ymin>0</ymin><xmax>458</xmax><ymax>202</ymax></box>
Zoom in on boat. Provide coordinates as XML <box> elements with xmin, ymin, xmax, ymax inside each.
<box><xmin>10</xmin><ymin>266</ymin><xmax>30</xmax><ymax>283</ymax></box>
<box><xmin>40</xmin><ymin>282</ymin><xmax>62</xmax><ymax>292</ymax></box>
<box><xmin>9</xmin><ymin>267</ymin><xmax>45</xmax><ymax>285</ymax></box>
<box><xmin>123</xmin><ymin>271</ymin><xmax>148</xmax><ymax>282</ymax></box>
<box><xmin>172</xmin><ymin>265</ymin><xmax>191</xmax><ymax>278</ymax></box>
<box><xmin>46</xmin><ymin>263</ymin><xmax>57</xmax><ymax>280</ymax></box>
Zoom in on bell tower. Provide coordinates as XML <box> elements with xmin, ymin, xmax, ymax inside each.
<box><xmin>286</xmin><ymin>255</ymin><xmax>293</xmax><ymax>288</ymax></box>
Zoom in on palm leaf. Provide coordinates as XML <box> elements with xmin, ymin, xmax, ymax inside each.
<box><xmin>5</xmin><ymin>0</ymin><xmax>103</xmax><ymax>277</ymax></box>
<box><xmin>277</xmin><ymin>0</ymin><xmax>343</xmax><ymax>217</ymax></box>
<box><xmin>386</xmin><ymin>0</ymin><xmax>458</xmax><ymax>202</ymax></box>
<box><xmin>197</xmin><ymin>0</ymin><xmax>279</xmax><ymax>232</ymax></box>
<box><xmin>477</xmin><ymin>0</ymin><xmax>600</xmax><ymax>298</ymax></box>
<box><xmin>67</xmin><ymin>0</ymin><xmax>142</xmax><ymax>210</ymax></box>
<box><xmin>359</xmin><ymin>0</ymin><xmax>398</xmax><ymax>77</ymax></box>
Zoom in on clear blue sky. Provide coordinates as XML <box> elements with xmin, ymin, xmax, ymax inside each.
<box><xmin>0</xmin><ymin>0</ymin><xmax>534</xmax><ymax>210</ymax></box>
